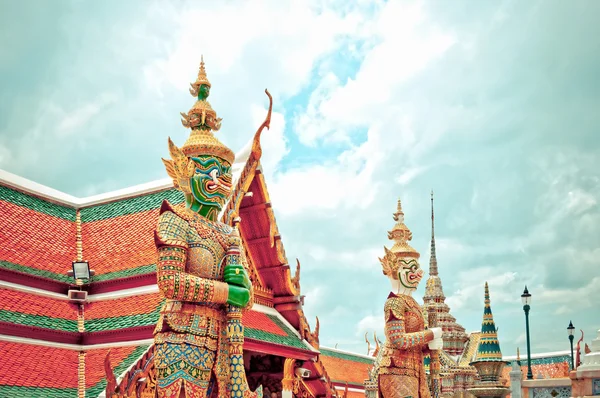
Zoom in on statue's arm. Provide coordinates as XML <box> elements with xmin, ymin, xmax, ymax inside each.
<box><xmin>384</xmin><ymin>296</ymin><xmax>434</xmax><ymax>350</ymax></box>
<box><xmin>155</xmin><ymin>211</ymin><xmax>229</xmax><ymax>304</ymax></box>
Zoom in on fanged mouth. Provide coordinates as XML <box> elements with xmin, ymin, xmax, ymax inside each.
<box><xmin>206</xmin><ymin>170</ymin><xmax>232</xmax><ymax>191</ymax></box>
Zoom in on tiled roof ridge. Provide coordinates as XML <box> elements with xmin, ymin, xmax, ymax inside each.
<box><xmin>0</xmin><ymin>168</ymin><xmax>174</xmax><ymax>209</ymax></box>
<box><xmin>0</xmin><ymin>135</ymin><xmax>253</xmax><ymax>211</ymax></box>
<box><xmin>0</xmin><ymin>333</ymin><xmax>154</xmax><ymax>351</ymax></box>
<box><xmin>320</xmin><ymin>345</ymin><xmax>377</xmax><ymax>361</ymax></box>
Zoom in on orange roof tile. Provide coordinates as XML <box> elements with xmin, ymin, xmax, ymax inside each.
<box><xmin>0</xmin><ymin>288</ymin><xmax>77</xmax><ymax>320</ymax></box>
<box><xmin>85</xmin><ymin>292</ymin><xmax>162</xmax><ymax>319</ymax></box>
<box><xmin>82</xmin><ymin>208</ymin><xmax>158</xmax><ymax>276</ymax></box>
<box><xmin>0</xmin><ymin>341</ymin><xmax>79</xmax><ymax>389</ymax></box>
<box><xmin>319</xmin><ymin>348</ymin><xmax>373</xmax><ymax>386</ymax></box>
<box><xmin>0</xmin><ymin>200</ymin><xmax>76</xmax><ymax>278</ymax></box>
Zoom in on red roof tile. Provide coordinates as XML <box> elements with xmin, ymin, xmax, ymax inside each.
<box><xmin>82</xmin><ymin>208</ymin><xmax>158</xmax><ymax>276</ymax></box>
<box><xmin>0</xmin><ymin>200</ymin><xmax>76</xmax><ymax>276</ymax></box>
<box><xmin>243</xmin><ymin>310</ymin><xmax>287</xmax><ymax>336</ymax></box>
<box><xmin>319</xmin><ymin>349</ymin><xmax>373</xmax><ymax>386</ymax></box>
<box><xmin>0</xmin><ymin>341</ymin><xmax>79</xmax><ymax>388</ymax></box>
<box><xmin>86</xmin><ymin>292</ymin><xmax>162</xmax><ymax>319</ymax></box>
<box><xmin>0</xmin><ymin>288</ymin><xmax>77</xmax><ymax>320</ymax></box>
<box><xmin>84</xmin><ymin>346</ymin><xmax>142</xmax><ymax>388</ymax></box>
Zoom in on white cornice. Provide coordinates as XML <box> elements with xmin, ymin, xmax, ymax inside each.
<box><xmin>0</xmin><ymin>333</ymin><xmax>153</xmax><ymax>351</ymax></box>
<box><xmin>0</xmin><ymin>280</ymin><xmax>69</xmax><ymax>300</ymax></box>
<box><xmin>503</xmin><ymin>350</ymin><xmax>570</xmax><ymax>361</ymax></box>
<box><xmin>0</xmin><ymin>140</ymin><xmax>252</xmax><ymax>209</ymax></box>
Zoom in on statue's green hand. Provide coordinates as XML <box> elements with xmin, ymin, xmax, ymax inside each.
<box><xmin>224</xmin><ymin>264</ymin><xmax>251</xmax><ymax>290</ymax></box>
<box><xmin>227</xmin><ymin>285</ymin><xmax>250</xmax><ymax>307</ymax></box>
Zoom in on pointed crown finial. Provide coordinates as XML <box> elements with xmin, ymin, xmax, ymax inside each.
<box><xmin>380</xmin><ymin>197</ymin><xmax>420</xmax><ymax>278</ymax></box>
<box><xmin>194</xmin><ymin>54</ymin><xmax>211</xmax><ymax>90</ymax></box>
<box><xmin>393</xmin><ymin>198</ymin><xmax>404</xmax><ymax>222</ymax></box>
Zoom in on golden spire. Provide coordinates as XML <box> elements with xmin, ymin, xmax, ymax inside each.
<box><xmin>178</xmin><ymin>56</ymin><xmax>234</xmax><ymax>164</ymax></box>
<box><xmin>189</xmin><ymin>55</ymin><xmax>211</xmax><ymax>97</ymax></box>
<box><xmin>387</xmin><ymin>199</ymin><xmax>420</xmax><ymax>259</ymax></box>
<box><xmin>380</xmin><ymin>198</ymin><xmax>420</xmax><ymax>278</ymax></box>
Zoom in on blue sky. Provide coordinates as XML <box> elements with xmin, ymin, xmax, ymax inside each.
<box><xmin>1</xmin><ymin>0</ymin><xmax>599</xmax><ymax>357</ymax></box>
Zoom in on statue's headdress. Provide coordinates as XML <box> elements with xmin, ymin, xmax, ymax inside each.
<box><xmin>163</xmin><ymin>57</ymin><xmax>235</xmax><ymax>193</ymax></box>
<box><xmin>379</xmin><ymin>199</ymin><xmax>420</xmax><ymax>278</ymax></box>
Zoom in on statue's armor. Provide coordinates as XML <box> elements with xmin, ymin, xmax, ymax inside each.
<box><xmin>153</xmin><ymin>201</ymin><xmax>251</xmax><ymax>398</ymax></box>
<box><xmin>378</xmin><ymin>293</ymin><xmax>433</xmax><ymax>398</ymax></box>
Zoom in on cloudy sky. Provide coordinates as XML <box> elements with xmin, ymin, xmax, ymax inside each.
<box><xmin>1</xmin><ymin>0</ymin><xmax>599</xmax><ymax>356</ymax></box>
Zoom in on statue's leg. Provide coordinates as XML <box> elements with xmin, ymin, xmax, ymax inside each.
<box><xmin>379</xmin><ymin>375</ymin><xmax>419</xmax><ymax>398</ymax></box>
<box><xmin>155</xmin><ymin>342</ymin><xmax>216</xmax><ymax>398</ymax></box>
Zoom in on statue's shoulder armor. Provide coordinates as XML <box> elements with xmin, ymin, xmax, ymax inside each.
<box><xmin>155</xmin><ymin>200</ymin><xmax>189</xmax><ymax>249</ymax></box>
<box><xmin>384</xmin><ymin>295</ymin><xmax>406</xmax><ymax>320</ymax></box>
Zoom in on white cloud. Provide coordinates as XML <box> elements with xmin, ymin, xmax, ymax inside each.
<box><xmin>269</xmin><ymin>122</ymin><xmax>390</xmax><ymax>216</ymax></box>
<box><xmin>56</xmin><ymin>93</ymin><xmax>117</xmax><ymax>137</ymax></box>
<box><xmin>397</xmin><ymin>165</ymin><xmax>429</xmax><ymax>185</ymax></box>
<box><xmin>294</xmin><ymin>0</ymin><xmax>456</xmax><ymax>145</ymax></box>
<box><xmin>142</xmin><ymin>0</ymin><xmax>364</xmax><ymax>99</ymax></box>
<box><xmin>357</xmin><ymin>314</ymin><xmax>384</xmax><ymax>337</ymax></box>
<box><xmin>446</xmin><ymin>267</ymin><xmax>518</xmax><ymax>312</ymax></box>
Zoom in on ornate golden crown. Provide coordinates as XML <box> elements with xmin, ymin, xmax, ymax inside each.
<box><xmin>180</xmin><ymin>56</ymin><xmax>234</xmax><ymax>165</ymax></box>
<box><xmin>380</xmin><ymin>199</ymin><xmax>420</xmax><ymax>278</ymax></box>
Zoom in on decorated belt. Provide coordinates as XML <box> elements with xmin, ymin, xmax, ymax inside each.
<box><xmin>163</xmin><ymin>300</ymin><xmax>225</xmax><ymax>319</ymax></box>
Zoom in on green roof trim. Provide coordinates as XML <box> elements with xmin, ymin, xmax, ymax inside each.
<box><xmin>320</xmin><ymin>348</ymin><xmax>375</xmax><ymax>365</ymax></box>
<box><xmin>0</xmin><ymin>385</ymin><xmax>77</xmax><ymax>398</ymax></box>
<box><xmin>506</xmin><ymin>354</ymin><xmax>571</xmax><ymax>367</ymax></box>
<box><xmin>92</xmin><ymin>264</ymin><xmax>156</xmax><ymax>282</ymax></box>
<box><xmin>86</xmin><ymin>345</ymin><xmax>151</xmax><ymax>398</ymax></box>
<box><xmin>0</xmin><ymin>310</ymin><xmax>78</xmax><ymax>332</ymax></box>
<box><xmin>86</xmin><ymin>308</ymin><xmax>162</xmax><ymax>332</ymax></box>
<box><xmin>0</xmin><ymin>184</ymin><xmax>76</xmax><ymax>221</ymax></box>
<box><xmin>0</xmin><ymin>260</ymin><xmax>72</xmax><ymax>283</ymax></box>
<box><xmin>80</xmin><ymin>188</ymin><xmax>184</xmax><ymax>222</ymax></box>
<box><xmin>244</xmin><ymin>314</ymin><xmax>308</xmax><ymax>350</ymax></box>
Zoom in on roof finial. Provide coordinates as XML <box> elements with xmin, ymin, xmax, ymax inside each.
<box><xmin>429</xmin><ymin>190</ymin><xmax>438</xmax><ymax>276</ymax></box>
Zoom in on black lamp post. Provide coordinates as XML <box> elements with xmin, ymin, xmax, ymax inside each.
<box><xmin>521</xmin><ymin>286</ymin><xmax>533</xmax><ymax>380</ymax></box>
<box><xmin>568</xmin><ymin>321</ymin><xmax>575</xmax><ymax>370</ymax></box>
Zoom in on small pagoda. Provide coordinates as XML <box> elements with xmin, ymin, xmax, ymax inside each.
<box><xmin>468</xmin><ymin>282</ymin><xmax>510</xmax><ymax>398</ymax></box>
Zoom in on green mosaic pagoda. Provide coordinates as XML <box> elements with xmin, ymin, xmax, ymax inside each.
<box><xmin>468</xmin><ymin>282</ymin><xmax>510</xmax><ymax>398</ymax></box>
<box><xmin>474</xmin><ymin>282</ymin><xmax>503</xmax><ymax>362</ymax></box>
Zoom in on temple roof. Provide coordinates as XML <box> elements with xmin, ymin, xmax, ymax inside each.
<box><xmin>0</xmin><ymin>340</ymin><xmax>149</xmax><ymax>398</ymax></box>
<box><xmin>319</xmin><ymin>347</ymin><xmax>375</xmax><ymax>389</ymax></box>
<box><xmin>0</xmin><ymin>144</ymin><xmax>335</xmax><ymax>397</ymax></box>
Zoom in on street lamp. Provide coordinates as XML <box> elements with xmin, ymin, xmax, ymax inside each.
<box><xmin>568</xmin><ymin>321</ymin><xmax>575</xmax><ymax>370</ymax></box>
<box><xmin>521</xmin><ymin>286</ymin><xmax>533</xmax><ymax>380</ymax></box>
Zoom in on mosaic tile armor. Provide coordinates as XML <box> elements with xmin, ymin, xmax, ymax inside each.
<box><xmin>378</xmin><ymin>293</ymin><xmax>434</xmax><ymax>398</ymax></box>
<box><xmin>154</xmin><ymin>56</ymin><xmax>268</xmax><ymax>398</ymax></box>
<box><xmin>154</xmin><ymin>201</ymin><xmax>254</xmax><ymax>397</ymax></box>
<box><xmin>365</xmin><ymin>199</ymin><xmax>443</xmax><ymax>398</ymax></box>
